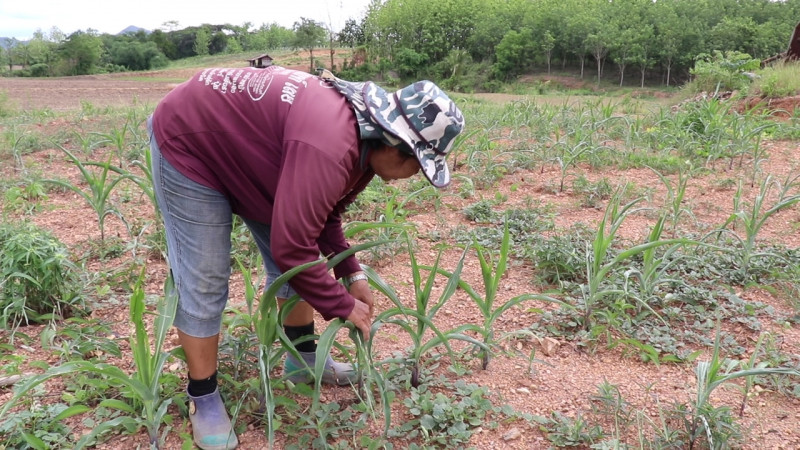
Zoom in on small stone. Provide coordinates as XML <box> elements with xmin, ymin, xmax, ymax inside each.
<box><xmin>517</xmin><ymin>387</ymin><xmax>531</xmax><ymax>395</ymax></box>
<box><xmin>503</xmin><ymin>428</ymin><xmax>522</xmax><ymax>441</ymax></box>
<box><xmin>541</xmin><ymin>337</ymin><xmax>559</xmax><ymax>356</ymax></box>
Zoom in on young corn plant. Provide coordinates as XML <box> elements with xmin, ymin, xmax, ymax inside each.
<box><xmin>253</xmin><ymin>239</ymin><xmax>392</xmax><ymax>447</ymax></box>
<box><xmin>0</xmin><ymin>270</ymin><xmax>180</xmax><ymax>448</ymax></box>
<box><xmin>718</xmin><ymin>173</ymin><xmax>800</xmax><ymax>282</ymax></box>
<box><xmin>623</xmin><ymin>214</ymin><xmax>691</xmax><ymax>315</ymax></box>
<box><xmin>578</xmin><ymin>189</ymin><xmax>687</xmax><ymax>333</ymax></box>
<box><xmin>548</xmin><ymin>126</ymin><xmax>600</xmax><ymax>192</ymax></box>
<box><xmin>649</xmin><ymin>162</ymin><xmax>697</xmax><ymax>233</ymax></box>
<box><xmin>682</xmin><ymin>323</ymin><xmax>800</xmax><ymax>450</ymax></box>
<box><xmin>45</xmin><ymin>144</ymin><xmax>133</xmax><ymax>244</ymax></box>
<box><xmin>436</xmin><ymin>219</ymin><xmax>564</xmax><ymax>369</ymax></box>
<box><xmin>365</xmin><ymin>232</ymin><xmax>486</xmax><ymax>388</ymax></box>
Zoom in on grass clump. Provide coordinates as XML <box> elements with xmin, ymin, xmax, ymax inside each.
<box><xmin>0</xmin><ymin>220</ymin><xmax>85</xmax><ymax>331</ymax></box>
<box><xmin>749</xmin><ymin>62</ymin><xmax>800</xmax><ymax>98</ymax></box>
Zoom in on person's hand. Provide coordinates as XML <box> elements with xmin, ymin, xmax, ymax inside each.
<box><xmin>348</xmin><ymin>278</ymin><xmax>374</xmax><ymax>316</ymax></box>
<box><xmin>346</xmin><ymin>299</ymin><xmax>372</xmax><ymax>341</ymax></box>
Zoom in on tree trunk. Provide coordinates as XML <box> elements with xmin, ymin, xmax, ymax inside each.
<box><xmin>546</xmin><ymin>51</ymin><xmax>552</xmax><ymax>74</ymax></box>
<box><xmin>666</xmin><ymin>59</ymin><xmax>673</xmax><ymax>87</ymax></box>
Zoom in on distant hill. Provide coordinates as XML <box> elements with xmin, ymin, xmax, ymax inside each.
<box><xmin>0</xmin><ymin>26</ymin><xmax>147</xmax><ymax>48</ymax></box>
<box><xmin>0</xmin><ymin>37</ymin><xmax>26</xmax><ymax>49</ymax></box>
<box><xmin>118</xmin><ymin>26</ymin><xmax>150</xmax><ymax>35</ymax></box>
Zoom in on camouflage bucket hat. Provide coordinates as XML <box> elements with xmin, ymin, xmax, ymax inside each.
<box><xmin>362</xmin><ymin>80</ymin><xmax>465</xmax><ymax>187</ymax></box>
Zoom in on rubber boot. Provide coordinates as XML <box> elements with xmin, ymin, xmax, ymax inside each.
<box><xmin>187</xmin><ymin>388</ymin><xmax>238</xmax><ymax>450</ymax></box>
<box><xmin>284</xmin><ymin>351</ymin><xmax>360</xmax><ymax>386</ymax></box>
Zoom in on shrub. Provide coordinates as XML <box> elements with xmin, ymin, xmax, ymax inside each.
<box><xmin>0</xmin><ymin>221</ymin><xmax>85</xmax><ymax>329</ymax></box>
<box><xmin>688</xmin><ymin>50</ymin><xmax>759</xmax><ymax>93</ymax></box>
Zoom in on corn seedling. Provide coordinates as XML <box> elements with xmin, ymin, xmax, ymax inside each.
<box><xmin>365</xmin><ymin>233</ymin><xmax>486</xmax><ymax>388</ymax></box>
<box><xmin>623</xmin><ymin>214</ymin><xmax>692</xmax><ymax>314</ymax></box>
<box><xmin>253</xmin><ymin>239</ymin><xmax>391</xmax><ymax>446</ymax></box>
<box><xmin>649</xmin><ymin>162</ymin><xmax>697</xmax><ymax>232</ymax></box>
<box><xmin>0</xmin><ymin>271</ymin><xmax>180</xmax><ymax>449</ymax></box>
<box><xmin>435</xmin><ymin>219</ymin><xmax>565</xmax><ymax>369</ymax></box>
<box><xmin>578</xmin><ymin>189</ymin><xmax>686</xmax><ymax>332</ymax></box>
<box><xmin>718</xmin><ymin>174</ymin><xmax>800</xmax><ymax>282</ymax></box>
<box><xmin>684</xmin><ymin>322</ymin><xmax>800</xmax><ymax>449</ymax></box>
<box><xmin>44</xmin><ymin>144</ymin><xmax>133</xmax><ymax>244</ymax></box>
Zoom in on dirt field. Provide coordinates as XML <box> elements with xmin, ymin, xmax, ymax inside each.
<box><xmin>2</xmin><ymin>64</ymin><xmax>800</xmax><ymax>449</ymax></box>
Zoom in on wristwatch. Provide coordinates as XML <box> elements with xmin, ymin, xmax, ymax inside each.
<box><xmin>345</xmin><ymin>273</ymin><xmax>368</xmax><ymax>286</ymax></box>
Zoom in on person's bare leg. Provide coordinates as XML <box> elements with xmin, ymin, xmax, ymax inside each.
<box><xmin>180</xmin><ymin>330</ymin><xmax>238</xmax><ymax>449</ymax></box>
<box><xmin>179</xmin><ymin>331</ymin><xmax>219</xmax><ymax>379</ymax></box>
<box><xmin>278</xmin><ymin>298</ymin><xmax>314</xmax><ymax>325</ymax></box>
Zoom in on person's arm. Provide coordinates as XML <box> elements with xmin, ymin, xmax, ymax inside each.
<box><xmin>317</xmin><ymin>212</ymin><xmax>362</xmax><ymax>280</ymax></box>
<box><xmin>269</xmin><ymin>140</ymin><xmax>359</xmax><ymax>321</ymax></box>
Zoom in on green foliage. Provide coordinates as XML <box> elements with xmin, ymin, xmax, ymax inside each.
<box><xmin>0</xmin><ymin>272</ymin><xmax>181</xmax><ymax>449</ymax></box>
<box><xmin>749</xmin><ymin>62</ymin><xmax>800</xmax><ymax>98</ymax></box>
<box><xmin>58</xmin><ymin>31</ymin><xmax>104</xmax><ymax>76</ymax></box>
<box><xmin>108</xmin><ymin>40</ymin><xmax>168</xmax><ymax>71</ymax></box>
<box><xmin>0</xmin><ymin>401</ymin><xmax>83</xmax><ymax>449</ymax></box>
<box><xmin>3</xmin><ymin>179</ymin><xmax>48</xmax><ymax>215</ymax></box>
<box><xmin>393</xmin><ymin>47</ymin><xmax>429</xmax><ymax>78</ymax></box>
<box><xmin>367</xmin><ymin>233</ymin><xmax>486</xmax><ymax>388</ymax></box>
<box><xmin>535</xmin><ymin>411</ymin><xmax>605</xmax><ymax>447</ymax></box>
<box><xmin>44</xmin><ymin>144</ymin><xmax>134</xmax><ymax>245</ymax></box>
<box><xmin>390</xmin><ymin>381</ymin><xmax>494</xmax><ymax>447</ymax></box>
<box><xmin>689</xmin><ymin>50</ymin><xmax>760</xmax><ymax>93</ymax></box>
<box><xmin>0</xmin><ymin>221</ymin><xmax>84</xmax><ymax>331</ymax></box>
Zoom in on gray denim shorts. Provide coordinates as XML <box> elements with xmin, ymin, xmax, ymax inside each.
<box><xmin>148</xmin><ymin>117</ymin><xmax>297</xmax><ymax>337</ymax></box>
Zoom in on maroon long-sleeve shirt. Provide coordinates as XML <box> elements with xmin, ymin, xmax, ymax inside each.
<box><xmin>151</xmin><ymin>66</ymin><xmax>373</xmax><ymax>320</ymax></box>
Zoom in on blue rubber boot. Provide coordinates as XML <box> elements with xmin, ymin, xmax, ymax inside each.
<box><xmin>284</xmin><ymin>351</ymin><xmax>360</xmax><ymax>386</ymax></box>
<box><xmin>187</xmin><ymin>388</ymin><xmax>238</xmax><ymax>450</ymax></box>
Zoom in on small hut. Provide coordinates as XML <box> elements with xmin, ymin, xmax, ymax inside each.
<box><xmin>247</xmin><ymin>54</ymin><xmax>274</xmax><ymax>69</ymax></box>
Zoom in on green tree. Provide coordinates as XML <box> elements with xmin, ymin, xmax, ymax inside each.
<box><xmin>194</xmin><ymin>26</ymin><xmax>211</xmax><ymax>56</ymax></box>
<box><xmin>293</xmin><ymin>17</ymin><xmax>327</xmax><ymax>72</ymax></box>
<box><xmin>493</xmin><ymin>28</ymin><xmax>534</xmax><ymax>80</ymax></box>
<box><xmin>109</xmin><ymin>40</ymin><xmax>168</xmax><ymax>70</ymax></box>
<box><xmin>58</xmin><ymin>30</ymin><xmax>103</xmax><ymax>75</ymax></box>
<box><xmin>149</xmin><ymin>29</ymin><xmax>178</xmax><ymax>60</ymax></box>
<box><xmin>338</xmin><ymin>18</ymin><xmax>364</xmax><ymax>48</ymax></box>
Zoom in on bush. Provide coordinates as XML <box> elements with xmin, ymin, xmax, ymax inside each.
<box><xmin>0</xmin><ymin>221</ymin><xmax>85</xmax><ymax>329</ymax></box>
<box><xmin>688</xmin><ymin>50</ymin><xmax>760</xmax><ymax>93</ymax></box>
<box><xmin>30</xmin><ymin>63</ymin><xmax>50</xmax><ymax>77</ymax></box>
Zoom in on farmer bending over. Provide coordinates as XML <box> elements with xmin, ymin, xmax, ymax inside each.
<box><xmin>147</xmin><ymin>65</ymin><xmax>464</xmax><ymax>450</ymax></box>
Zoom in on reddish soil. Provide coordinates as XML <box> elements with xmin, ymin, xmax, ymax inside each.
<box><xmin>1</xmin><ymin>62</ymin><xmax>800</xmax><ymax>449</ymax></box>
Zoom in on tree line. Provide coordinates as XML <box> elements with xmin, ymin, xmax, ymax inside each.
<box><xmin>3</xmin><ymin>0</ymin><xmax>799</xmax><ymax>90</ymax></box>
<box><xmin>343</xmin><ymin>0</ymin><xmax>800</xmax><ymax>90</ymax></box>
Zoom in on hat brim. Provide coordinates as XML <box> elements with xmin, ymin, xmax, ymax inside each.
<box><xmin>362</xmin><ymin>82</ymin><xmax>451</xmax><ymax>188</ymax></box>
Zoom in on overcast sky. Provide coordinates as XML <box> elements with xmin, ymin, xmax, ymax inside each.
<box><xmin>1</xmin><ymin>0</ymin><xmax>373</xmax><ymax>40</ymax></box>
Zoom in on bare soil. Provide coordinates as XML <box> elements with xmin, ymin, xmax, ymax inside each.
<box><xmin>2</xmin><ymin>60</ymin><xmax>800</xmax><ymax>449</ymax></box>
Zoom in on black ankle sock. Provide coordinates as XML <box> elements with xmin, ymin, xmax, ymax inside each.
<box><xmin>284</xmin><ymin>321</ymin><xmax>317</xmax><ymax>353</ymax></box>
<box><xmin>188</xmin><ymin>371</ymin><xmax>218</xmax><ymax>397</ymax></box>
